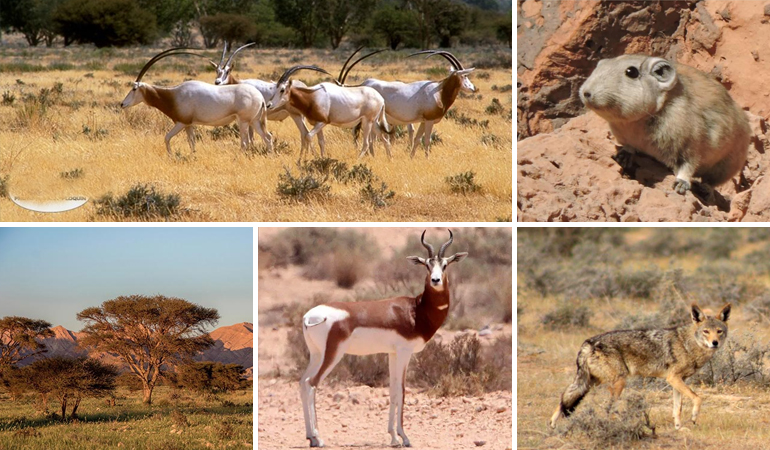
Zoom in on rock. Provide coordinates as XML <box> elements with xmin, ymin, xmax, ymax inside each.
<box><xmin>333</xmin><ymin>392</ymin><xmax>344</xmax><ymax>402</ymax></box>
<box><xmin>765</xmin><ymin>4</ymin><xmax>770</xmax><ymax>16</ymax></box>
<box><xmin>474</xmin><ymin>441</ymin><xmax>486</xmax><ymax>447</ymax></box>
<box><xmin>496</xmin><ymin>406</ymin><xmax>507</xmax><ymax>413</ymax></box>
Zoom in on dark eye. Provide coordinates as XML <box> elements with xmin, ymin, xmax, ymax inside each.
<box><xmin>625</xmin><ymin>67</ymin><xmax>639</xmax><ymax>79</ymax></box>
<box><xmin>717</xmin><ymin>330</ymin><xmax>723</xmax><ymax>334</ymax></box>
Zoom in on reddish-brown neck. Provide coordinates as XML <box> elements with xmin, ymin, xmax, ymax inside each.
<box><xmin>141</xmin><ymin>85</ymin><xmax>178</xmax><ymax>122</ymax></box>
<box><xmin>439</xmin><ymin>75</ymin><xmax>462</xmax><ymax>114</ymax></box>
<box><xmin>415</xmin><ymin>274</ymin><xmax>451</xmax><ymax>340</ymax></box>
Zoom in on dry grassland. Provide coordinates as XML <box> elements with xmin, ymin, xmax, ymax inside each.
<box><xmin>0</xmin><ymin>46</ymin><xmax>512</xmax><ymax>222</ymax></box>
<box><xmin>518</xmin><ymin>228</ymin><xmax>770</xmax><ymax>450</ymax></box>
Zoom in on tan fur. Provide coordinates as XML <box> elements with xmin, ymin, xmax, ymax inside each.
<box><xmin>580</xmin><ymin>54</ymin><xmax>750</xmax><ymax>193</ymax></box>
<box><xmin>550</xmin><ymin>303</ymin><xmax>731</xmax><ymax>430</ymax></box>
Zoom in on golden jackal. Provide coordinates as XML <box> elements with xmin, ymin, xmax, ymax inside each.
<box><xmin>550</xmin><ymin>303</ymin><xmax>731</xmax><ymax>430</ymax></box>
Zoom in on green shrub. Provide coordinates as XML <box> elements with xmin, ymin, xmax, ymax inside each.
<box><xmin>53</xmin><ymin>0</ymin><xmax>157</xmax><ymax>48</ymax></box>
<box><xmin>360</xmin><ymin>180</ymin><xmax>395</xmax><ymax>208</ymax></box>
<box><xmin>445</xmin><ymin>171</ymin><xmax>481</xmax><ymax>194</ymax></box>
<box><xmin>95</xmin><ymin>184</ymin><xmax>182</xmax><ymax>220</ymax></box>
<box><xmin>276</xmin><ymin>167</ymin><xmax>330</xmax><ymax>202</ymax></box>
<box><xmin>60</xmin><ymin>168</ymin><xmax>84</xmax><ymax>179</ymax></box>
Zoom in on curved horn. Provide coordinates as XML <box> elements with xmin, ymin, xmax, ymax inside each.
<box><xmin>224</xmin><ymin>42</ymin><xmax>256</xmax><ymax>69</ymax></box>
<box><xmin>276</xmin><ymin>65</ymin><xmax>332</xmax><ymax>86</ymax></box>
<box><xmin>438</xmin><ymin>229</ymin><xmax>454</xmax><ymax>258</ymax></box>
<box><xmin>340</xmin><ymin>49</ymin><xmax>386</xmax><ymax>85</ymax></box>
<box><xmin>420</xmin><ymin>230</ymin><xmax>434</xmax><ymax>259</ymax></box>
<box><xmin>219</xmin><ymin>41</ymin><xmax>229</xmax><ymax>67</ymax></box>
<box><xmin>408</xmin><ymin>50</ymin><xmax>463</xmax><ymax>71</ymax></box>
<box><xmin>338</xmin><ymin>45</ymin><xmax>364</xmax><ymax>84</ymax></box>
<box><xmin>135</xmin><ymin>48</ymin><xmax>208</xmax><ymax>83</ymax></box>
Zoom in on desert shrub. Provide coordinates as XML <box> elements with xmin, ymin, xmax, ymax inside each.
<box><xmin>411</xmin><ymin>333</ymin><xmax>507</xmax><ymax>396</ymax></box>
<box><xmin>260</xmin><ymin>228</ymin><xmax>375</xmax><ymax>269</ymax></box>
<box><xmin>95</xmin><ymin>184</ymin><xmax>182</xmax><ymax>220</ymax></box>
<box><xmin>691</xmin><ymin>330</ymin><xmax>770</xmax><ymax>387</ymax></box>
<box><xmin>53</xmin><ymin>0</ymin><xmax>157</xmax><ymax>48</ymax></box>
<box><xmin>542</xmin><ymin>302</ymin><xmax>592</xmax><ymax>330</ymax></box>
<box><xmin>208</xmin><ymin>124</ymin><xmax>240</xmax><ymax>141</ymax></box>
<box><xmin>0</xmin><ymin>174</ymin><xmax>8</xmax><ymax>198</ymax></box>
<box><xmin>199</xmin><ymin>14</ymin><xmax>256</xmax><ymax>48</ymax></box>
<box><xmin>691</xmin><ymin>261</ymin><xmax>765</xmax><ymax>305</ymax></box>
<box><xmin>746</xmin><ymin>292</ymin><xmax>770</xmax><ymax>323</ymax></box>
<box><xmin>346</xmin><ymin>164</ymin><xmax>374</xmax><ymax>184</ymax></box>
<box><xmin>2</xmin><ymin>91</ymin><xmax>14</xmax><ymax>105</ymax></box>
<box><xmin>303</xmin><ymin>158</ymin><xmax>349</xmax><ymax>182</ymax></box>
<box><xmin>613</xmin><ymin>266</ymin><xmax>664</xmax><ymax>300</ymax></box>
<box><xmin>562</xmin><ymin>392</ymin><xmax>655</xmax><ymax>445</ymax></box>
<box><xmin>485</xmin><ymin>98</ymin><xmax>504</xmax><ymax>115</ymax></box>
<box><xmin>216</xmin><ymin>420</ymin><xmax>235</xmax><ymax>440</ymax></box>
<box><xmin>82</xmin><ymin>125</ymin><xmax>108</xmax><ymax>140</ymax></box>
<box><xmin>743</xmin><ymin>244</ymin><xmax>770</xmax><ymax>275</ymax></box>
<box><xmin>445</xmin><ymin>171</ymin><xmax>481</xmax><ymax>194</ymax></box>
<box><xmin>60</xmin><ymin>168</ymin><xmax>84</xmax><ymax>179</ymax></box>
<box><xmin>176</xmin><ymin>362</ymin><xmax>246</xmax><ymax>393</ymax></box>
<box><xmin>302</xmin><ymin>249</ymin><xmax>368</xmax><ymax>288</ymax></box>
<box><xmin>276</xmin><ymin>167</ymin><xmax>330</xmax><ymax>202</ymax></box>
<box><xmin>447</xmin><ymin>110</ymin><xmax>488</xmax><ymax>128</ymax></box>
<box><xmin>333</xmin><ymin>354</ymin><xmax>389</xmax><ymax>387</ymax></box>
<box><xmin>360</xmin><ymin>180</ymin><xmax>395</xmax><ymax>208</ymax></box>
<box><xmin>491</xmin><ymin>84</ymin><xmax>512</xmax><ymax>92</ymax></box>
<box><xmin>481</xmin><ymin>132</ymin><xmax>502</xmax><ymax>147</ymax></box>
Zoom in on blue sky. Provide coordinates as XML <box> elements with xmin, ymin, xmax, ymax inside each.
<box><xmin>0</xmin><ymin>228</ymin><xmax>252</xmax><ymax>330</ymax></box>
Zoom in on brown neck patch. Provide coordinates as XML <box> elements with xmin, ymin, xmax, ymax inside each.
<box><xmin>290</xmin><ymin>86</ymin><xmax>328</xmax><ymax>123</ymax></box>
<box><xmin>439</xmin><ymin>74</ymin><xmax>462</xmax><ymax>115</ymax></box>
<box><xmin>141</xmin><ymin>85</ymin><xmax>182</xmax><ymax>123</ymax></box>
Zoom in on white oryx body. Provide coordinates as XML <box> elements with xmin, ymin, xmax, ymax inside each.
<box><xmin>300</xmin><ymin>230</ymin><xmax>467</xmax><ymax>448</ymax></box>
<box><xmin>343</xmin><ymin>50</ymin><xmax>477</xmax><ymax>157</ymax></box>
<box><xmin>120</xmin><ymin>48</ymin><xmax>272</xmax><ymax>156</ymax></box>
<box><xmin>121</xmin><ymin>81</ymin><xmax>271</xmax><ymax>155</ymax></box>
<box><xmin>268</xmin><ymin>65</ymin><xmax>392</xmax><ymax>162</ymax></box>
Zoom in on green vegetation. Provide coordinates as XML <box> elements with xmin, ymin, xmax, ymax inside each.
<box><xmin>94</xmin><ymin>184</ymin><xmax>183</xmax><ymax>221</ymax></box>
<box><xmin>1</xmin><ymin>0</ymin><xmax>512</xmax><ymax>48</ymax></box>
<box><xmin>0</xmin><ymin>386</ymin><xmax>253</xmax><ymax>449</ymax></box>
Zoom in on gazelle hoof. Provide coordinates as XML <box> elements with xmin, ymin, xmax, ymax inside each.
<box><xmin>308</xmin><ymin>437</ymin><xmax>324</xmax><ymax>447</ymax></box>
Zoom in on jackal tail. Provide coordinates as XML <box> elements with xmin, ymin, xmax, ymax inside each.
<box><xmin>550</xmin><ymin>343</ymin><xmax>592</xmax><ymax>428</ymax></box>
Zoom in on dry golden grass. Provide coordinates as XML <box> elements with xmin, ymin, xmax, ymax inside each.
<box><xmin>517</xmin><ymin>230</ymin><xmax>770</xmax><ymax>450</ymax></box>
<box><xmin>0</xmin><ymin>46</ymin><xmax>512</xmax><ymax>222</ymax></box>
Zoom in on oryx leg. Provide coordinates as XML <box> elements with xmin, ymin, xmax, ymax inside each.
<box><xmin>306</xmin><ymin>122</ymin><xmax>328</xmax><ymax>159</ymax></box>
<box><xmin>409</xmin><ymin>123</ymin><xmax>425</xmax><ymax>158</ymax></box>
<box><xmin>407</xmin><ymin>124</ymin><xmax>415</xmax><ymax>154</ymax></box>
<box><xmin>388</xmin><ymin>350</ymin><xmax>412</xmax><ymax>447</ymax></box>
<box><xmin>165</xmin><ymin>122</ymin><xmax>187</xmax><ymax>156</ymax></box>
<box><xmin>238</xmin><ymin>119</ymin><xmax>252</xmax><ymax>150</ymax></box>
<box><xmin>317</xmin><ymin>129</ymin><xmax>326</xmax><ymax>158</ymax></box>
<box><xmin>185</xmin><ymin>126</ymin><xmax>196</xmax><ymax>154</ymax></box>
<box><xmin>421</xmin><ymin>121</ymin><xmax>435</xmax><ymax>157</ymax></box>
<box><xmin>357</xmin><ymin>120</ymin><xmax>374</xmax><ymax>159</ymax></box>
<box><xmin>252</xmin><ymin>112</ymin><xmax>273</xmax><ymax>152</ymax></box>
<box><xmin>290</xmin><ymin>114</ymin><xmax>313</xmax><ymax>163</ymax></box>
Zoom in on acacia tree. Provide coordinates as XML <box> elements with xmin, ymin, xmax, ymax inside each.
<box><xmin>77</xmin><ymin>295</ymin><xmax>219</xmax><ymax>404</ymax></box>
<box><xmin>24</xmin><ymin>356</ymin><xmax>117</xmax><ymax>420</ymax></box>
<box><xmin>0</xmin><ymin>316</ymin><xmax>53</xmax><ymax>366</ymax></box>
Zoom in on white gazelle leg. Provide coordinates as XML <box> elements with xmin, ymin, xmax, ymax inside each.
<box><xmin>388</xmin><ymin>349</ymin><xmax>412</xmax><ymax>447</ymax></box>
<box><xmin>301</xmin><ymin>349</ymin><xmax>323</xmax><ymax>446</ymax></box>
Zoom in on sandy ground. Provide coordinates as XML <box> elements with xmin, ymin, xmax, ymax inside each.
<box><xmin>257</xmin><ymin>227</ymin><xmax>513</xmax><ymax>449</ymax></box>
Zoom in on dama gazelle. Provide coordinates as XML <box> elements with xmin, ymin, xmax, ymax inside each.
<box><xmin>300</xmin><ymin>229</ymin><xmax>468</xmax><ymax>447</ymax></box>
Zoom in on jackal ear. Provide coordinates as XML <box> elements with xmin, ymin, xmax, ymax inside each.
<box><xmin>407</xmin><ymin>256</ymin><xmax>427</xmax><ymax>266</ymax></box>
<box><xmin>717</xmin><ymin>303</ymin><xmax>731</xmax><ymax>322</ymax></box>
<box><xmin>691</xmin><ymin>303</ymin><xmax>706</xmax><ymax>323</ymax></box>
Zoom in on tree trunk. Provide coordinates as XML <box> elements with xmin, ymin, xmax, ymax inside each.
<box><xmin>60</xmin><ymin>397</ymin><xmax>67</xmax><ymax>421</ymax></box>
<box><xmin>142</xmin><ymin>382</ymin><xmax>154</xmax><ymax>404</ymax></box>
<box><xmin>70</xmin><ymin>397</ymin><xmax>81</xmax><ymax>419</ymax></box>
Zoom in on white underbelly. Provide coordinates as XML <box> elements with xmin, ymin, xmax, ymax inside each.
<box><xmin>345</xmin><ymin>327</ymin><xmax>426</xmax><ymax>355</ymax></box>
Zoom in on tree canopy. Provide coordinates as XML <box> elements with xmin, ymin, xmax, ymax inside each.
<box><xmin>77</xmin><ymin>295</ymin><xmax>219</xmax><ymax>404</ymax></box>
<box><xmin>0</xmin><ymin>316</ymin><xmax>53</xmax><ymax>366</ymax></box>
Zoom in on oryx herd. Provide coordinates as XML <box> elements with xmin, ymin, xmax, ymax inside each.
<box><xmin>120</xmin><ymin>44</ymin><xmax>477</xmax><ymax>162</ymax></box>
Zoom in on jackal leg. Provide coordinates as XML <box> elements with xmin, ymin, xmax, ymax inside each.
<box><xmin>672</xmin><ymin>388</ymin><xmax>683</xmax><ymax>428</ymax></box>
<box><xmin>606</xmin><ymin>378</ymin><xmax>626</xmax><ymax>414</ymax></box>
<box><xmin>667</xmin><ymin>374</ymin><xmax>701</xmax><ymax>429</ymax></box>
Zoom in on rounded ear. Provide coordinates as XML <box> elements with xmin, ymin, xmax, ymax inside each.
<box><xmin>718</xmin><ymin>303</ymin><xmax>731</xmax><ymax>322</ymax></box>
<box><xmin>406</xmin><ymin>256</ymin><xmax>426</xmax><ymax>266</ymax></box>
<box><xmin>647</xmin><ymin>58</ymin><xmax>677</xmax><ymax>91</ymax></box>
<box><xmin>446</xmin><ymin>252</ymin><xmax>468</xmax><ymax>265</ymax></box>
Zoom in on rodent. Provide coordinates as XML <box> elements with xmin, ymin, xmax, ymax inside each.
<box><xmin>579</xmin><ymin>54</ymin><xmax>750</xmax><ymax>195</ymax></box>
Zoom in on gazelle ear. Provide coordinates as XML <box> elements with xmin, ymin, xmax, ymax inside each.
<box><xmin>209</xmin><ymin>60</ymin><xmax>218</xmax><ymax>68</ymax></box>
<box><xmin>717</xmin><ymin>303</ymin><xmax>731</xmax><ymax>322</ymax></box>
<box><xmin>406</xmin><ymin>256</ymin><xmax>426</xmax><ymax>266</ymax></box>
<box><xmin>445</xmin><ymin>252</ymin><xmax>468</xmax><ymax>265</ymax></box>
<box><xmin>456</xmin><ymin>68</ymin><xmax>474</xmax><ymax>76</ymax></box>
<box><xmin>691</xmin><ymin>303</ymin><xmax>706</xmax><ymax>323</ymax></box>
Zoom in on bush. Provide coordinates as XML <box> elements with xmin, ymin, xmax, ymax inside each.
<box><xmin>176</xmin><ymin>362</ymin><xmax>246</xmax><ymax>393</ymax></box>
<box><xmin>360</xmin><ymin>180</ymin><xmax>395</xmax><ymax>208</ymax></box>
<box><xmin>54</xmin><ymin>0</ymin><xmax>157</xmax><ymax>47</ymax></box>
<box><xmin>562</xmin><ymin>392</ymin><xmax>655</xmax><ymax>445</ymax></box>
<box><xmin>199</xmin><ymin>14</ymin><xmax>257</xmax><ymax>48</ymax></box>
<box><xmin>691</xmin><ymin>330</ymin><xmax>770</xmax><ymax>387</ymax></box>
<box><xmin>95</xmin><ymin>184</ymin><xmax>182</xmax><ymax>220</ymax></box>
<box><xmin>485</xmin><ymin>98</ymin><xmax>504</xmax><ymax>115</ymax></box>
<box><xmin>541</xmin><ymin>303</ymin><xmax>592</xmax><ymax>330</ymax></box>
<box><xmin>276</xmin><ymin>167</ymin><xmax>330</xmax><ymax>202</ymax></box>
<box><xmin>445</xmin><ymin>171</ymin><xmax>481</xmax><ymax>194</ymax></box>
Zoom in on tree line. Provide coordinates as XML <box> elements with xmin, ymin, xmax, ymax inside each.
<box><xmin>0</xmin><ymin>296</ymin><xmax>248</xmax><ymax>420</ymax></box>
<box><xmin>0</xmin><ymin>0</ymin><xmax>512</xmax><ymax>49</ymax></box>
